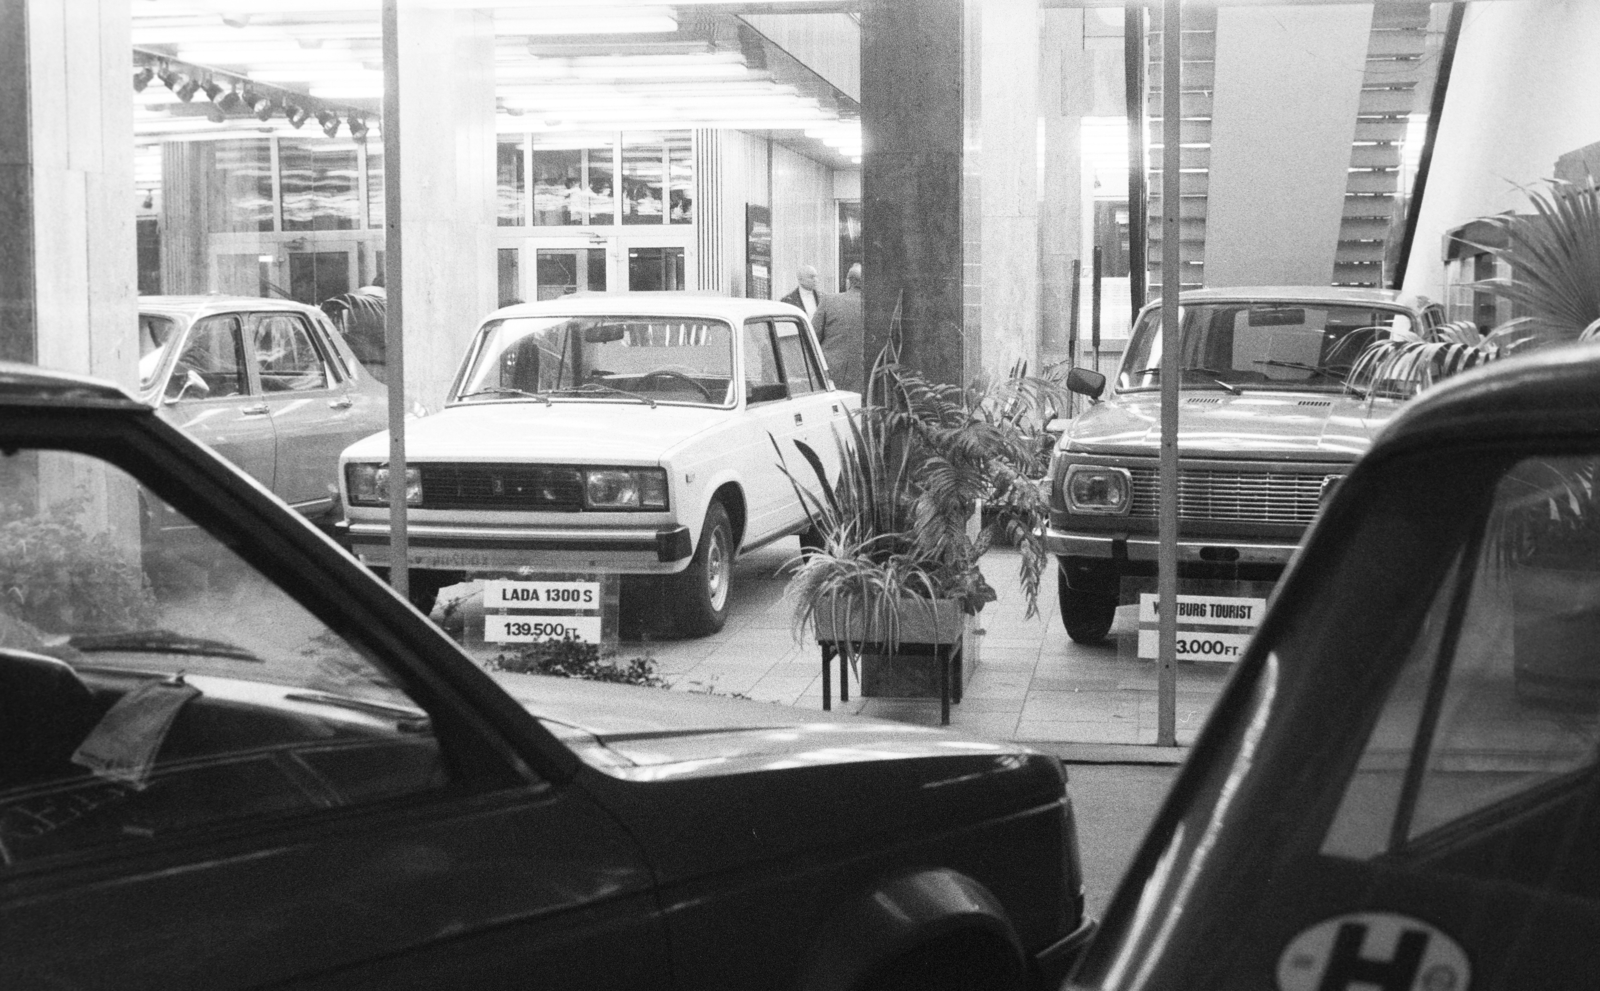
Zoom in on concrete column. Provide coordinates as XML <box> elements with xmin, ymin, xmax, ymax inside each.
<box><xmin>862</xmin><ymin>0</ymin><xmax>965</xmax><ymax>387</ymax></box>
<box><xmin>0</xmin><ymin>0</ymin><xmax>135</xmax><ymax>386</ymax></box>
<box><xmin>396</xmin><ymin>6</ymin><xmax>496</xmax><ymax>411</ymax></box>
<box><xmin>1039</xmin><ymin>9</ymin><xmax>1089</xmax><ymax>362</ymax></box>
<box><xmin>979</xmin><ymin>0</ymin><xmax>1040</xmax><ymax>380</ymax></box>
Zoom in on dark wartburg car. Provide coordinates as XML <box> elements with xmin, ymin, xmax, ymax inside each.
<box><xmin>1065</xmin><ymin>341</ymin><xmax>1600</xmax><ymax>989</ymax></box>
<box><xmin>0</xmin><ymin>363</ymin><xmax>1091</xmax><ymax>990</ymax></box>
<box><xmin>1046</xmin><ymin>286</ymin><xmax>1445</xmax><ymax>642</ymax></box>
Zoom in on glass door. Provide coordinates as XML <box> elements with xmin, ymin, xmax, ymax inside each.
<box><xmin>535</xmin><ymin>246</ymin><xmax>609</xmax><ymax>300</ymax></box>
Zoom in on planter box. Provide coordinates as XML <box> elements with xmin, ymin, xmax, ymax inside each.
<box><xmin>813</xmin><ymin>597</ymin><xmax>982</xmax><ymax>714</ymax></box>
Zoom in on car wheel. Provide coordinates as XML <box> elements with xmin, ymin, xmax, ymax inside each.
<box><xmin>1059</xmin><ymin>568</ymin><xmax>1117</xmax><ymax>644</ymax></box>
<box><xmin>672</xmin><ymin>501</ymin><xmax>734</xmax><ymax>637</ymax></box>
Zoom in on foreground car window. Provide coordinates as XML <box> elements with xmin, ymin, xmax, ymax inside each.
<box><xmin>1118</xmin><ymin>303</ymin><xmax>1413</xmax><ymax>393</ymax></box>
<box><xmin>0</xmin><ymin>449</ymin><xmax>447</xmax><ymax>868</ymax></box>
<box><xmin>1322</xmin><ymin>454</ymin><xmax>1600</xmax><ymax>896</ymax></box>
<box><xmin>456</xmin><ymin>315</ymin><xmax>734</xmax><ymax>405</ymax></box>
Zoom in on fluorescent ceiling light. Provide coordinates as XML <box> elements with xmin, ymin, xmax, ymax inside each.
<box><xmin>497</xmin><ymin>7</ymin><xmax>677</xmax><ymax>34</ymax></box>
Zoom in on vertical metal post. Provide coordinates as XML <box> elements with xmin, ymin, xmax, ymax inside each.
<box><xmin>1157</xmin><ymin>0</ymin><xmax>1182</xmax><ymax>748</ymax></box>
<box><xmin>381</xmin><ymin>0</ymin><xmax>408</xmax><ymax>602</ymax></box>
<box><xmin>1124</xmin><ymin>3</ymin><xmax>1149</xmax><ymax>318</ymax></box>
<box><xmin>1091</xmin><ymin>245</ymin><xmax>1103</xmax><ymax>373</ymax></box>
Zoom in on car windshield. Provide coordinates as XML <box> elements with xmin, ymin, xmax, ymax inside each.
<box><xmin>1117</xmin><ymin>302</ymin><xmax>1416</xmax><ymax>394</ymax></box>
<box><xmin>137</xmin><ymin>313</ymin><xmax>181</xmax><ymax>391</ymax></box>
<box><xmin>453</xmin><ymin>315</ymin><xmax>735</xmax><ymax>406</ymax></box>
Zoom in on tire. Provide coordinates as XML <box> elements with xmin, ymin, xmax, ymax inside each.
<box><xmin>671</xmin><ymin>501</ymin><xmax>734</xmax><ymax>637</ymax></box>
<box><xmin>1059</xmin><ymin>568</ymin><xmax>1117</xmax><ymax>644</ymax></box>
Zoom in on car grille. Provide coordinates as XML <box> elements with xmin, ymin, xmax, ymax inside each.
<box><xmin>417</xmin><ymin>464</ymin><xmax>584</xmax><ymax>511</ymax></box>
<box><xmin>1128</xmin><ymin>468</ymin><xmax>1328</xmax><ymax>525</ymax></box>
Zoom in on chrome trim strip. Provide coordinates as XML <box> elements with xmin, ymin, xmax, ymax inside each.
<box><xmin>347</xmin><ymin>522</ymin><xmax>666</xmax><ymax>543</ymax></box>
<box><xmin>1042</xmin><ymin>528</ymin><xmax>1300</xmax><ymax>564</ymax></box>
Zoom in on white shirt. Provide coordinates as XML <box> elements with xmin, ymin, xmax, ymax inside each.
<box><xmin>798</xmin><ymin>287</ymin><xmax>818</xmax><ymax>315</ymax></box>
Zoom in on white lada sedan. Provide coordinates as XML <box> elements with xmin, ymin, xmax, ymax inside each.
<box><xmin>338</xmin><ymin>293</ymin><xmax>854</xmax><ymax>635</ymax></box>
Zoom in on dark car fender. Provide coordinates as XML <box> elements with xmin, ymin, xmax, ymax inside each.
<box><xmin>796</xmin><ymin>868</ymin><xmax>1025</xmax><ymax>991</ymax></box>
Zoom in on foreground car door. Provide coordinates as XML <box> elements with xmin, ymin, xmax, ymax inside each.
<box><xmin>0</xmin><ymin>436</ymin><xmax>669</xmax><ymax>990</ymax></box>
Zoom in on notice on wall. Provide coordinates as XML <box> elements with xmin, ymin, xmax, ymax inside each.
<box><xmin>484</xmin><ymin>579</ymin><xmax>603</xmax><ymax>644</ymax></box>
<box><xmin>1136</xmin><ymin>592</ymin><xmax>1266</xmax><ymax>663</ymax></box>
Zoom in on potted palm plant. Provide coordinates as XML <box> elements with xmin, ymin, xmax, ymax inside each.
<box><xmin>777</xmin><ymin>328</ymin><xmax>1066</xmax><ymax>721</ymax></box>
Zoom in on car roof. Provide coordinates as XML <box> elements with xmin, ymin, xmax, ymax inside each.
<box><xmin>1158</xmin><ymin>285</ymin><xmax>1434</xmax><ymax>311</ymax></box>
<box><xmin>1374</xmin><ymin>340</ymin><xmax>1600</xmax><ymax>452</ymax></box>
<box><xmin>138</xmin><ymin>295</ymin><xmax>324</xmax><ymax>319</ymax></box>
<box><xmin>482</xmin><ymin>291</ymin><xmax>805</xmax><ymax>324</ymax></box>
<box><xmin>0</xmin><ymin>361</ymin><xmax>144</xmax><ymax>409</ymax></box>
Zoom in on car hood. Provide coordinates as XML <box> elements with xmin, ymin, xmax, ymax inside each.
<box><xmin>493</xmin><ymin>671</ymin><xmax>1019</xmax><ymax>781</ymax></box>
<box><xmin>342</xmin><ymin>401</ymin><xmax>724</xmax><ymax>463</ymax></box>
<box><xmin>1065</xmin><ymin>389</ymin><xmax>1403</xmax><ymax>459</ymax></box>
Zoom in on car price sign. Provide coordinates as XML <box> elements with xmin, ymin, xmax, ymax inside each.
<box><xmin>1136</xmin><ymin>592</ymin><xmax>1266</xmax><ymax>663</ymax></box>
<box><xmin>484</xmin><ymin>579</ymin><xmax>602</xmax><ymax>644</ymax></box>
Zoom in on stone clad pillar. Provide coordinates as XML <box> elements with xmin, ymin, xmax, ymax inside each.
<box><xmin>396</xmin><ymin>6</ymin><xmax>497</xmax><ymax>411</ymax></box>
<box><xmin>0</xmin><ymin>0</ymin><xmax>136</xmax><ymax>387</ymax></box>
<box><xmin>861</xmin><ymin>0</ymin><xmax>966</xmax><ymax>387</ymax></box>
<box><xmin>979</xmin><ymin>0</ymin><xmax>1040</xmax><ymax>380</ymax></box>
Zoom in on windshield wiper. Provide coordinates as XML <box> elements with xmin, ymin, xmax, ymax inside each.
<box><xmin>68</xmin><ymin>629</ymin><xmax>263</xmax><ymax>663</ymax></box>
<box><xmin>549</xmin><ymin>383</ymin><xmax>656</xmax><ymax>408</ymax></box>
<box><xmin>1130</xmin><ymin>365</ymin><xmax>1243</xmax><ymax>395</ymax></box>
<box><xmin>456</xmin><ymin>386</ymin><xmax>550</xmax><ymax>405</ymax></box>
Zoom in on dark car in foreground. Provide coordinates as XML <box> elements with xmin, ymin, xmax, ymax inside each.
<box><xmin>1066</xmin><ymin>343</ymin><xmax>1600</xmax><ymax>991</ymax></box>
<box><xmin>0</xmin><ymin>363</ymin><xmax>1091</xmax><ymax>990</ymax></box>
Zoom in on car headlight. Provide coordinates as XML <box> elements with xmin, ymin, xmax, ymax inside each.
<box><xmin>1064</xmin><ymin>464</ymin><xmax>1131</xmax><ymax>515</ymax></box>
<box><xmin>346</xmin><ymin>463</ymin><xmax>422</xmax><ymax>507</ymax></box>
<box><xmin>584</xmin><ymin>468</ymin><xmax>668</xmax><ymax>510</ymax></box>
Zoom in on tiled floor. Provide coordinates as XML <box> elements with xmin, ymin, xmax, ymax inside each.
<box><xmin>449</xmin><ymin>537</ymin><xmax>1231</xmax><ymax>747</ymax></box>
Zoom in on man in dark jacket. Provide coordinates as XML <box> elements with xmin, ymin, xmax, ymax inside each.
<box><xmin>780</xmin><ymin>264</ymin><xmax>821</xmax><ymax>318</ymax></box>
<box><xmin>813</xmin><ymin>263</ymin><xmax>863</xmax><ymax>394</ymax></box>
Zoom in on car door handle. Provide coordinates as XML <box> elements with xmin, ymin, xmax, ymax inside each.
<box><xmin>242</xmin><ymin>403</ymin><xmax>269</xmax><ymax>416</ymax></box>
<box><xmin>794</xmin><ymin>413</ymin><xmax>804</xmax><ymax>426</ymax></box>
<box><xmin>328</xmin><ymin>396</ymin><xmax>353</xmax><ymax>410</ymax></box>
<box><xmin>831</xmin><ymin>404</ymin><xmax>841</xmax><ymax>415</ymax></box>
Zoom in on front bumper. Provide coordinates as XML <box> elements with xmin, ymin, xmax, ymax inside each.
<box><xmin>344</xmin><ymin>521</ymin><xmax>693</xmax><ymax>574</ymax></box>
<box><xmin>1043</xmin><ymin>528</ymin><xmax>1300</xmax><ymax>565</ymax></box>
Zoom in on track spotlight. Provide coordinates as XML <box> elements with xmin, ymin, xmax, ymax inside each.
<box><xmin>201</xmin><ymin>77</ymin><xmax>225</xmax><ymax>103</ymax></box>
<box><xmin>133</xmin><ymin>66</ymin><xmax>154</xmax><ymax>92</ymax></box>
<box><xmin>218</xmin><ymin>83</ymin><xmax>245</xmax><ymax>113</ymax></box>
<box><xmin>173</xmin><ymin>75</ymin><xmax>199</xmax><ymax>102</ymax></box>
<box><xmin>347</xmin><ymin>115</ymin><xmax>368</xmax><ymax>142</ymax></box>
<box><xmin>157</xmin><ymin>63</ymin><xmax>181</xmax><ymax>91</ymax></box>
<box><xmin>284</xmin><ymin>102</ymin><xmax>310</xmax><ymax>128</ymax></box>
<box><xmin>204</xmin><ymin>101</ymin><xmax>226</xmax><ymax>124</ymax></box>
<box><xmin>317</xmin><ymin>109</ymin><xmax>341</xmax><ymax>138</ymax></box>
<box><xmin>248</xmin><ymin>92</ymin><xmax>274</xmax><ymax>122</ymax></box>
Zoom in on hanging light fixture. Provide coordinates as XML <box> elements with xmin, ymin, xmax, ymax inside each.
<box><xmin>156</xmin><ymin>62</ymin><xmax>181</xmax><ymax>92</ymax></box>
<box><xmin>200</xmin><ymin>77</ymin><xmax>225</xmax><ymax>103</ymax></box>
<box><xmin>317</xmin><ymin>108</ymin><xmax>341</xmax><ymax>138</ymax></box>
<box><xmin>133</xmin><ymin>66</ymin><xmax>154</xmax><ymax>92</ymax></box>
<box><xmin>204</xmin><ymin>100</ymin><xmax>226</xmax><ymax>124</ymax></box>
<box><xmin>218</xmin><ymin>82</ymin><xmax>245</xmax><ymax>113</ymax></box>
<box><xmin>173</xmin><ymin>74</ymin><xmax>200</xmax><ymax>102</ymax></box>
<box><xmin>248</xmin><ymin>91</ymin><xmax>275</xmax><ymax>122</ymax></box>
<box><xmin>347</xmin><ymin>114</ymin><xmax>368</xmax><ymax>142</ymax></box>
<box><xmin>284</xmin><ymin>102</ymin><xmax>310</xmax><ymax>128</ymax></box>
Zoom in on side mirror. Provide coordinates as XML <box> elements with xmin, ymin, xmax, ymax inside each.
<box><xmin>1066</xmin><ymin>367</ymin><xmax>1106</xmax><ymax>400</ymax></box>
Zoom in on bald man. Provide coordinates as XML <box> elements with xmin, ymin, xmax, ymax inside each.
<box><xmin>780</xmin><ymin>264</ymin><xmax>821</xmax><ymax>317</ymax></box>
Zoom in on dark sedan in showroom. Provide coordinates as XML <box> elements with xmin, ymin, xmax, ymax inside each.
<box><xmin>1065</xmin><ymin>343</ymin><xmax>1600</xmax><ymax>991</ymax></box>
<box><xmin>0</xmin><ymin>362</ymin><xmax>1092</xmax><ymax>990</ymax></box>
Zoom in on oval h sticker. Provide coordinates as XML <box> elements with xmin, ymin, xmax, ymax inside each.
<box><xmin>1278</xmin><ymin>912</ymin><xmax>1469</xmax><ymax>991</ymax></box>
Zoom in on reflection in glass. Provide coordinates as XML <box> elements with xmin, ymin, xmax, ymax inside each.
<box><xmin>583</xmin><ymin>142</ymin><xmax>614</xmax><ymax>224</ymax></box>
<box><xmin>668</xmin><ymin>132</ymin><xmax>693</xmax><ymax>224</ymax></box>
<box><xmin>532</xmin><ymin>144</ymin><xmax>583</xmax><ymax>226</ymax></box>
<box><xmin>498</xmin><ymin>247</ymin><xmax>521</xmax><ymax>307</ymax></box>
<box><xmin>497</xmin><ymin>137</ymin><xmax>526</xmax><ymax>227</ymax></box>
<box><xmin>622</xmin><ymin>134</ymin><xmax>664</xmax><ymax>225</ymax></box>
<box><xmin>629</xmin><ymin>247</ymin><xmax>684</xmax><ymax>291</ymax></box>
<box><xmin>366</xmin><ymin>143</ymin><xmax>384</xmax><ymax>229</ymax></box>
<box><xmin>281</xmin><ymin>138</ymin><xmax>360</xmax><ymax>232</ymax></box>
<box><xmin>207</xmin><ymin>139</ymin><xmax>273</xmax><ymax>234</ymax></box>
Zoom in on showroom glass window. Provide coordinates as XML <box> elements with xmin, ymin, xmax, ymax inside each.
<box><xmin>280</xmin><ymin>137</ymin><xmax>360</xmax><ymax>232</ymax></box>
<box><xmin>521</xmin><ymin>133</ymin><xmax>692</xmax><ymax>227</ymax></box>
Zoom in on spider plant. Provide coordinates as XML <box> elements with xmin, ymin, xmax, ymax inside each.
<box><xmin>777</xmin><ymin>329</ymin><xmax>1068</xmax><ymax>652</ymax></box>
